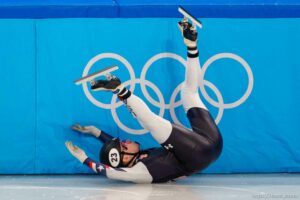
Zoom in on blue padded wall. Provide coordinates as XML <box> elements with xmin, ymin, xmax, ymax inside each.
<box><xmin>0</xmin><ymin>18</ymin><xmax>300</xmax><ymax>174</ymax></box>
<box><xmin>0</xmin><ymin>20</ymin><xmax>36</xmax><ymax>173</ymax></box>
<box><xmin>0</xmin><ymin>0</ymin><xmax>300</xmax><ymax>174</ymax></box>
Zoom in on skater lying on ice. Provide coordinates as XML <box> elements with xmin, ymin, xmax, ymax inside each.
<box><xmin>65</xmin><ymin>20</ymin><xmax>223</xmax><ymax>183</ymax></box>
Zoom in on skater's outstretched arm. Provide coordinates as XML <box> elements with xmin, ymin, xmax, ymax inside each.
<box><xmin>71</xmin><ymin>123</ymin><xmax>113</xmax><ymax>143</ymax></box>
<box><xmin>65</xmin><ymin>141</ymin><xmax>152</xmax><ymax>183</ymax></box>
<box><xmin>84</xmin><ymin>158</ymin><xmax>152</xmax><ymax>183</ymax></box>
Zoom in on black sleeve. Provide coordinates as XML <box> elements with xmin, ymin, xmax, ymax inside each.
<box><xmin>97</xmin><ymin>130</ymin><xmax>114</xmax><ymax>143</ymax></box>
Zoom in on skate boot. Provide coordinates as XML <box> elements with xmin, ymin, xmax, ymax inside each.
<box><xmin>90</xmin><ymin>75</ymin><xmax>122</xmax><ymax>93</ymax></box>
<box><xmin>178</xmin><ymin>20</ymin><xmax>198</xmax><ymax>48</ymax></box>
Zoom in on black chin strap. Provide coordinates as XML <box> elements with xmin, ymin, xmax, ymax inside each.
<box><xmin>120</xmin><ymin>151</ymin><xmax>140</xmax><ymax>167</ymax></box>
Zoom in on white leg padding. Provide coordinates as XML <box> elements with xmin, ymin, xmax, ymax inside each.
<box><xmin>181</xmin><ymin>56</ymin><xmax>207</xmax><ymax>112</ymax></box>
<box><xmin>126</xmin><ymin>94</ymin><xmax>172</xmax><ymax>144</ymax></box>
<box><xmin>181</xmin><ymin>86</ymin><xmax>207</xmax><ymax>112</ymax></box>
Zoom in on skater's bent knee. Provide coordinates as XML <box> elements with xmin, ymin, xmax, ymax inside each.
<box><xmin>206</xmin><ymin>131</ymin><xmax>223</xmax><ymax>160</ymax></box>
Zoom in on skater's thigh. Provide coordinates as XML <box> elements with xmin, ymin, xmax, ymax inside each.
<box><xmin>186</xmin><ymin>107</ymin><xmax>221</xmax><ymax>144</ymax></box>
<box><xmin>162</xmin><ymin>124</ymin><xmax>213</xmax><ymax>167</ymax></box>
<box><xmin>165</xmin><ymin>124</ymin><xmax>223</xmax><ymax>172</ymax></box>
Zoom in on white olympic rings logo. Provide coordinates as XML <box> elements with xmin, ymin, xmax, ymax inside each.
<box><xmin>81</xmin><ymin>52</ymin><xmax>254</xmax><ymax>135</ymax></box>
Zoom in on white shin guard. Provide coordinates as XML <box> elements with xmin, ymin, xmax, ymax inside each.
<box><xmin>181</xmin><ymin>56</ymin><xmax>207</xmax><ymax>112</ymax></box>
<box><xmin>125</xmin><ymin>94</ymin><xmax>172</xmax><ymax>144</ymax></box>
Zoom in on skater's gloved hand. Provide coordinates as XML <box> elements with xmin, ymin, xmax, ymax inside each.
<box><xmin>71</xmin><ymin>123</ymin><xmax>101</xmax><ymax>137</ymax></box>
<box><xmin>65</xmin><ymin>141</ymin><xmax>88</xmax><ymax>163</ymax></box>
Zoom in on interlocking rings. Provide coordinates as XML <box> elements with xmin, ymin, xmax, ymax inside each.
<box><xmin>199</xmin><ymin>53</ymin><xmax>254</xmax><ymax>109</ymax></box>
<box><xmin>82</xmin><ymin>52</ymin><xmax>253</xmax><ymax>135</ymax></box>
<box><xmin>140</xmin><ymin>53</ymin><xmax>186</xmax><ymax>109</ymax></box>
<box><xmin>82</xmin><ymin>53</ymin><xmax>136</xmax><ymax>109</ymax></box>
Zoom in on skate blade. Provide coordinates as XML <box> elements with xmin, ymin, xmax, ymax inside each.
<box><xmin>91</xmin><ymin>88</ymin><xmax>112</xmax><ymax>92</ymax></box>
<box><xmin>74</xmin><ymin>65</ymin><xmax>119</xmax><ymax>85</ymax></box>
<box><xmin>178</xmin><ymin>6</ymin><xmax>202</xmax><ymax>29</ymax></box>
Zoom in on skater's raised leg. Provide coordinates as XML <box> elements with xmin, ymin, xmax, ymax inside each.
<box><xmin>178</xmin><ymin>20</ymin><xmax>207</xmax><ymax>112</ymax></box>
<box><xmin>178</xmin><ymin>21</ymin><xmax>222</xmax><ymax>152</ymax></box>
<box><xmin>91</xmin><ymin>78</ymin><xmax>172</xmax><ymax>144</ymax></box>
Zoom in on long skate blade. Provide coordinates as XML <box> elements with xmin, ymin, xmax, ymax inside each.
<box><xmin>178</xmin><ymin>6</ymin><xmax>202</xmax><ymax>29</ymax></box>
<box><xmin>74</xmin><ymin>65</ymin><xmax>119</xmax><ymax>85</ymax></box>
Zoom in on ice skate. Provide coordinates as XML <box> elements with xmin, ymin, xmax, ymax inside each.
<box><xmin>74</xmin><ymin>65</ymin><xmax>118</xmax><ymax>85</ymax></box>
<box><xmin>90</xmin><ymin>76</ymin><xmax>122</xmax><ymax>92</ymax></box>
<box><xmin>178</xmin><ymin>6</ymin><xmax>202</xmax><ymax>48</ymax></box>
<box><xmin>178</xmin><ymin>20</ymin><xmax>198</xmax><ymax>47</ymax></box>
<box><xmin>178</xmin><ymin>6</ymin><xmax>202</xmax><ymax>29</ymax></box>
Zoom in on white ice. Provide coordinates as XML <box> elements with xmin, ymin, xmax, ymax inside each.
<box><xmin>0</xmin><ymin>174</ymin><xmax>299</xmax><ymax>200</ymax></box>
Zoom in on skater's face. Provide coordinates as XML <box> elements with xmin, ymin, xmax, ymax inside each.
<box><xmin>120</xmin><ymin>140</ymin><xmax>140</xmax><ymax>167</ymax></box>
